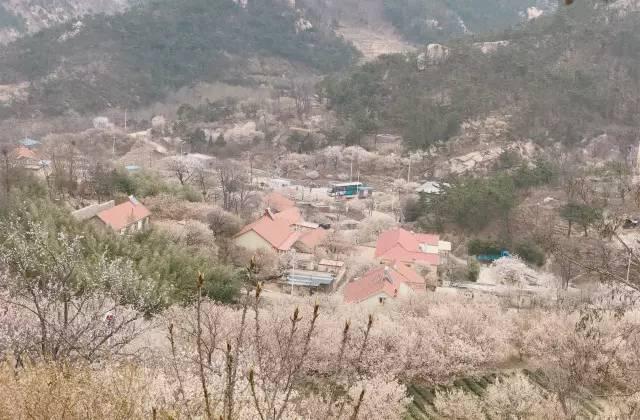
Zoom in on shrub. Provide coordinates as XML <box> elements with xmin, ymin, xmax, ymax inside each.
<box><xmin>468</xmin><ymin>239</ymin><xmax>503</xmax><ymax>256</ymax></box>
<box><xmin>467</xmin><ymin>260</ymin><xmax>480</xmax><ymax>282</ymax></box>
<box><xmin>514</xmin><ymin>241</ymin><xmax>546</xmax><ymax>267</ymax></box>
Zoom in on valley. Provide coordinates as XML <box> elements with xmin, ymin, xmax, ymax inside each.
<box><xmin>1</xmin><ymin>0</ymin><xmax>640</xmax><ymax>419</ymax></box>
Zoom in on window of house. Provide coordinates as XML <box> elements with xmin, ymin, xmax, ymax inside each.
<box><xmin>379</xmin><ymin>297</ymin><xmax>386</xmax><ymax>305</ymax></box>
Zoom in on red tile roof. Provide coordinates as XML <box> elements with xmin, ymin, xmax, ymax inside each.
<box><xmin>344</xmin><ymin>264</ymin><xmax>426</xmax><ymax>304</ymax></box>
<box><xmin>375</xmin><ymin>228</ymin><xmax>440</xmax><ymax>266</ymax></box>
<box><xmin>272</xmin><ymin>207</ymin><xmax>302</xmax><ymax>225</ymax></box>
<box><xmin>235</xmin><ymin>215</ymin><xmax>298</xmax><ymax>251</ymax></box>
<box><xmin>12</xmin><ymin>146</ymin><xmax>38</xmax><ymax>160</ymax></box>
<box><xmin>235</xmin><ymin>207</ymin><xmax>327</xmax><ymax>252</ymax></box>
<box><xmin>264</xmin><ymin>192</ymin><xmax>295</xmax><ymax>212</ymax></box>
<box><xmin>297</xmin><ymin>228</ymin><xmax>328</xmax><ymax>250</ymax></box>
<box><xmin>97</xmin><ymin>196</ymin><xmax>150</xmax><ymax>231</ymax></box>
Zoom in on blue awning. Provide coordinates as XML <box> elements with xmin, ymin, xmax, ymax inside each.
<box><xmin>286</xmin><ymin>271</ymin><xmax>334</xmax><ymax>287</ymax></box>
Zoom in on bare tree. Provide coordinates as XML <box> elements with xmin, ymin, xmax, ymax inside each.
<box><xmin>168</xmin><ymin>156</ymin><xmax>200</xmax><ymax>186</ymax></box>
<box><xmin>170</xmin><ymin>260</ymin><xmax>375</xmax><ymax>420</ymax></box>
<box><xmin>292</xmin><ymin>80</ymin><xmax>313</xmax><ymax>122</ymax></box>
<box><xmin>217</xmin><ymin>163</ymin><xmax>255</xmax><ymax>213</ymax></box>
<box><xmin>1</xmin><ymin>147</ymin><xmax>12</xmax><ymax>195</ymax></box>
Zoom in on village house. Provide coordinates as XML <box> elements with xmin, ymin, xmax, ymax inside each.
<box><xmin>72</xmin><ymin>196</ymin><xmax>151</xmax><ymax>235</ymax></box>
<box><xmin>234</xmin><ymin>207</ymin><xmax>328</xmax><ymax>254</ymax></box>
<box><xmin>263</xmin><ymin>191</ymin><xmax>295</xmax><ymax>213</ymax></box>
<box><xmin>375</xmin><ymin>228</ymin><xmax>452</xmax><ymax>269</ymax></box>
<box><xmin>11</xmin><ymin>146</ymin><xmax>43</xmax><ymax>171</ymax></box>
<box><xmin>344</xmin><ymin>263</ymin><xmax>427</xmax><ymax>305</ymax></box>
<box><xmin>317</xmin><ymin>259</ymin><xmax>345</xmax><ymax>274</ymax></box>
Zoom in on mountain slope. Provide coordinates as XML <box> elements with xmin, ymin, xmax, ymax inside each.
<box><xmin>0</xmin><ymin>0</ymin><xmax>358</xmax><ymax>117</ymax></box>
<box><xmin>382</xmin><ymin>0</ymin><xmax>556</xmax><ymax>43</ymax></box>
<box><xmin>0</xmin><ymin>0</ymin><xmax>132</xmax><ymax>44</ymax></box>
<box><xmin>299</xmin><ymin>0</ymin><xmax>556</xmax><ymax>45</ymax></box>
<box><xmin>321</xmin><ymin>0</ymin><xmax>640</xmax><ymax>150</ymax></box>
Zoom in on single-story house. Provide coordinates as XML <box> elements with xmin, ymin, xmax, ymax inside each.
<box><xmin>344</xmin><ymin>263</ymin><xmax>427</xmax><ymax>305</ymax></box>
<box><xmin>375</xmin><ymin>228</ymin><xmax>451</xmax><ymax>268</ymax></box>
<box><xmin>234</xmin><ymin>207</ymin><xmax>328</xmax><ymax>253</ymax></box>
<box><xmin>318</xmin><ymin>259</ymin><xmax>345</xmax><ymax>274</ymax></box>
<box><xmin>263</xmin><ymin>192</ymin><xmax>295</xmax><ymax>213</ymax></box>
<box><xmin>95</xmin><ymin>196</ymin><xmax>151</xmax><ymax>235</ymax></box>
<box><xmin>11</xmin><ymin>146</ymin><xmax>42</xmax><ymax>170</ymax></box>
<box><xmin>71</xmin><ymin>201</ymin><xmax>116</xmax><ymax>222</ymax></box>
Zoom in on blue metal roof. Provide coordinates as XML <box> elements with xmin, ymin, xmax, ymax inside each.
<box><xmin>125</xmin><ymin>165</ymin><xmax>141</xmax><ymax>172</ymax></box>
<box><xmin>286</xmin><ymin>271</ymin><xmax>334</xmax><ymax>287</ymax></box>
<box><xmin>19</xmin><ymin>138</ymin><xmax>40</xmax><ymax>147</ymax></box>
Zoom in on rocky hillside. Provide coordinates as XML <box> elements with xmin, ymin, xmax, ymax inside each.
<box><xmin>0</xmin><ymin>0</ymin><xmax>357</xmax><ymax>117</ymax></box>
<box><xmin>0</xmin><ymin>0</ymin><xmax>133</xmax><ymax>43</ymax></box>
<box><xmin>299</xmin><ymin>0</ymin><xmax>556</xmax><ymax>45</ymax></box>
<box><xmin>321</xmin><ymin>0</ymin><xmax>640</xmax><ymax>152</ymax></box>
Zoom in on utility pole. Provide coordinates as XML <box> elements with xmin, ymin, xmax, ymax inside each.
<box><xmin>290</xmin><ymin>249</ymin><xmax>297</xmax><ymax>296</ymax></box>
<box><xmin>350</xmin><ymin>158</ymin><xmax>353</xmax><ymax>181</ymax></box>
<box><xmin>407</xmin><ymin>157</ymin><xmax>412</xmax><ymax>182</ymax></box>
<box><xmin>124</xmin><ymin>109</ymin><xmax>128</xmax><ymax>132</ymax></box>
<box><xmin>112</xmin><ymin>136</ymin><xmax>116</xmax><ymax>158</ymax></box>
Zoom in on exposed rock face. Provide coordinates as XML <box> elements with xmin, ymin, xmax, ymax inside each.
<box><xmin>527</xmin><ymin>7</ymin><xmax>544</xmax><ymax>20</ymax></box>
<box><xmin>609</xmin><ymin>0</ymin><xmax>640</xmax><ymax>15</ymax></box>
<box><xmin>93</xmin><ymin>116</ymin><xmax>115</xmax><ymax>131</ymax></box>
<box><xmin>295</xmin><ymin>17</ymin><xmax>313</xmax><ymax>32</ymax></box>
<box><xmin>424</xmin><ymin>44</ymin><xmax>449</xmax><ymax>65</ymax></box>
<box><xmin>0</xmin><ymin>0</ymin><xmax>131</xmax><ymax>43</ymax></box>
<box><xmin>473</xmin><ymin>40</ymin><xmax>510</xmax><ymax>54</ymax></box>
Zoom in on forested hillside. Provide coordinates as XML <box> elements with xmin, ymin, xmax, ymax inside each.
<box><xmin>321</xmin><ymin>0</ymin><xmax>640</xmax><ymax>150</ymax></box>
<box><xmin>0</xmin><ymin>0</ymin><xmax>132</xmax><ymax>43</ymax></box>
<box><xmin>0</xmin><ymin>0</ymin><xmax>358</xmax><ymax>116</ymax></box>
<box><xmin>382</xmin><ymin>0</ymin><xmax>555</xmax><ymax>42</ymax></box>
<box><xmin>299</xmin><ymin>0</ymin><xmax>554</xmax><ymax>44</ymax></box>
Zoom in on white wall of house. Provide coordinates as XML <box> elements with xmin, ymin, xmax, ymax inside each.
<box><xmin>358</xmin><ymin>291</ymin><xmax>394</xmax><ymax>307</ymax></box>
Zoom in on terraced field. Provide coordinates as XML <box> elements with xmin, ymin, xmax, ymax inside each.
<box><xmin>406</xmin><ymin>370</ymin><xmax>608</xmax><ymax>419</ymax></box>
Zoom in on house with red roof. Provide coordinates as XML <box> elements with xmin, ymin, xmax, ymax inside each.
<box><xmin>11</xmin><ymin>146</ymin><xmax>42</xmax><ymax>170</ymax></box>
<box><xmin>263</xmin><ymin>192</ymin><xmax>295</xmax><ymax>213</ymax></box>
<box><xmin>234</xmin><ymin>207</ymin><xmax>328</xmax><ymax>253</ymax></box>
<box><xmin>344</xmin><ymin>263</ymin><xmax>427</xmax><ymax>305</ymax></box>
<box><xmin>95</xmin><ymin>196</ymin><xmax>151</xmax><ymax>235</ymax></box>
<box><xmin>375</xmin><ymin>228</ymin><xmax>451</xmax><ymax>269</ymax></box>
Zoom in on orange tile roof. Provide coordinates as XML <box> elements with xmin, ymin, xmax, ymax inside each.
<box><xmin>375</xmin><ymin>228</ymin><xmax>440</xmax><ymax>266</ymax></box>
<box><xmin>236</xmin><ymin>207</ymin><xmax>327</xmax><ymax>252</ymax></box>
<box><xmin>12</xmin><ymin>146</ymin><xmax>38</xmax><ymax>160</ymax></box>
<box><xmin>235</xmin><ymin>215</ymin><xmax>296</xmax><ymax>250</ymax></box>
<box><xmin>97</xmin><ymin>196</ymin><xmax>150</xmax><ymax>231</ymax></box>
<box><xmin>264</xmin><ymin>192</ymin><xmax>295</xmax><ymax>212</ymax></box>
<box><xmin>272</xmin><ymin>207</ymin><xmax>302</xmax><ymax>225</ymax></box>
<box><xmin>297</xmin><ymin>228</ymin><xmax>328</xmax><ymax>250</ymax></box>
<box><xmin>344</xmin><ymin>264</ymin><xmax>425</xmax><ymax>304</ymax></box>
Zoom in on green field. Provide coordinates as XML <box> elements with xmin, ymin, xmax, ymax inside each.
<box><xmin>405</xmin><ymin>369</ymin><xmax>607</xmax><ymax>419</ymax></box>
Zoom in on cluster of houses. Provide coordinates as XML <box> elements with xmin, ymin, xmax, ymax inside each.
<box><xmin>344</xmin><ymin>228</ymin><xmax>451</xmax><ymax>305</ymax></box>
<box><xmin>233</xmin><ymin>192</ymin><xmax>329</xmax><ymax>254</ymax></box>
<box><xmin>232</xmin><ymin>192</ymin><xmax>452</xmax><ymax>305</ymax></box>
<box><xmin>69</xmin><ymin>187</ymin><xmax>452</xmax><ymax>306</ymax></box>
